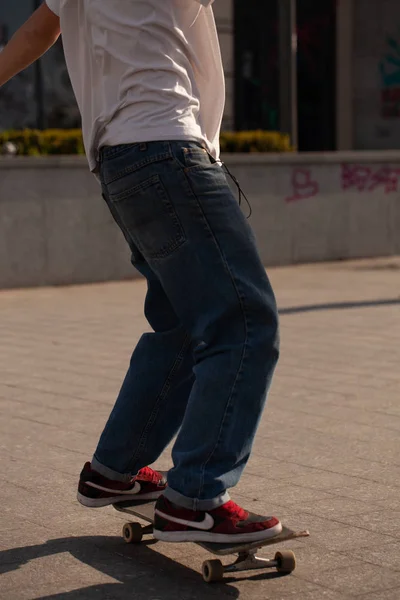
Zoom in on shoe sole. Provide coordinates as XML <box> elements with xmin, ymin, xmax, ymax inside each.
<box><xmin>153</xmin><ymin>522</ymin><xmax>283</xmax><ymax>544</ymax></box>
<box><xmin>77</xmin><ymin>490</ymin><xmax>164</xmax><ymax>508</ymax></box>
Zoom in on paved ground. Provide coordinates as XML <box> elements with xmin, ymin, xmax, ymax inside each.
<box><xmin>1</xmin><ymin>256</ymin><xmax>400</xmax><ymax>600</ymax></box>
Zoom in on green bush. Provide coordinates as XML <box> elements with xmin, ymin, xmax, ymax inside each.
<box><xmin>0</xmin><ymin>128</ymin><xmax>293</xmax><ymax>155</ymax></box>
<box><xmin>220</xmin><ymin>130</ymin><xmax>293</xmax><ymax>153</ymax></box>
<box><xmin>0</xmin><ymin>129</ymin><xmax>84</xmax><ymax>156</ymax></box>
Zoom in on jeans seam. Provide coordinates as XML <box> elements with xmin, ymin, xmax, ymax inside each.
<box><xmin>170</xmin><ymin>156</ymin><xmax>235</xmax><ymax>280</ymax></box>
<box><xmin>101</xmin><ymin>143</ymin><xmax>140</xmax><ymax>161</ymax></box>
<box><xmin>103</xmin><ymin>152</ymin><xmax>173</xmax><ymax>185</ymax></box>
<box><xmin>171</xmin><ymin>150</ymin><xmax>220</xmax><ymax>175</ymax></box>
<box><xmin>196</xmin><ymin>293</ymin><xmax>249</xmax><ymax>506</ymax></box>
<box><xmin>127</xmin><ymin>333</ymin><xmax>192</xmax><ymax>472</ymax></box>
<box><xmin>176</xmin><ymin>169</ymin><xmax>250</xmax><ymax>504</ymax></box>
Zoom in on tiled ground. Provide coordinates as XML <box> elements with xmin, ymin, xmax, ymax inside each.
<box><xmin>1</xmin><ymin>256</ymin><xmax>399</xmax><ymax>599</ymax></box>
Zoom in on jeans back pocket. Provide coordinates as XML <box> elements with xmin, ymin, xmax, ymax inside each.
<box><xmin>108</xmin><ymin>174</ymin><xmax>186</xmax><ymax>261</ymax></box>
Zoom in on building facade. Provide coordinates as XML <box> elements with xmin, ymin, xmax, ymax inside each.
<box><xmin>230</xmin><ymin>0</ymin><xmax>400</xmax><ymax>151</ymax></box>
<box><xmin>1</xmin><ymin>0</ymin><xmax>400</xmax><ymax>152</ymax></box>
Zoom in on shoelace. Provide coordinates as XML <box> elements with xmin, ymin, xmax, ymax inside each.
<box><xmin>136</xmin><ymin>466</ymin><xmax>162</xmax><ymax>484</ymax></box>
<box><xmin>221</xmin><ymin>500</ymin><xmax>248</xmax><ymax>521</ymax></box>
<box><xmin>218</xmin><ymin>161</ymin><xmax>253</xmax><ymax>219</ymax></box>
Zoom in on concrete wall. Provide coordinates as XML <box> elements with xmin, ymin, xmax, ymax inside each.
<box><xmin>1</xmin><ymin>152</ymin><xmax>399</xmax><ymax>289</ymax></box>
<box><xmin>0</xmin><ymin>157</ymin><xmax>132</xmax><ymax>288</ymax></box>
<box><xmin>232</xmin><ymin>152</ymin><xmax>400</xmax><ymax>265</ymax></box>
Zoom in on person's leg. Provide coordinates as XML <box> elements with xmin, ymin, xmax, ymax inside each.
<box><xmin>92</xmin><ymin>262</ymin><xmax>195</xmax><ymax>477</ymax></box>
<box><xmin>98</xmin><ymin>141</ymin><xmax>280</xmax><ymax>511</ymax></box>
<box><xmin>77</xmin><ymin>183</ymin><xmax>196</xmax><ymax>507</ymax></box>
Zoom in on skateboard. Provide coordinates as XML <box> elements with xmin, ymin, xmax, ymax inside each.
<box><xmin>113</xmin><ymin>500</ymin><xmax>309</xmax><ymax>583</ymax></box>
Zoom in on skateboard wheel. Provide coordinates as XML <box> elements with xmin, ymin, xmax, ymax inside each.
<box><xmin>122</xmin><ymin>522</ymin><xmax>143</xmax><ymax>544</ymax></box>
<box><xmin>275</xmin><ymin>550</ymin><xmax>296</xmax><ymax>573</ymax></box>
<box><xmin>202</xmin><ymin>559</ymin><xmax>224</xmax><ymax>583</ymax></box>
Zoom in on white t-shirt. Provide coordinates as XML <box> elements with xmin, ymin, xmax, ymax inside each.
<box><xmin>46</xmin><ymin>0</ymin><xmax>225</xmax><ymax>172</ymax></box>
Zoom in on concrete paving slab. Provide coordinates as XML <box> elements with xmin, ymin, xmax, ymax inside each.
<box><xmin>358</xmin><ymin>588</ymin><xmax>400</xmax><ymax>600</ymax></box>
<box><xmin>299</xmin><ymin>562</ymin><xmax>400</xmax><ymax>597</ymax></box>
<box><xmin>336</xmin><ymin>510</ymin><xmax>400</xmax><ymax>538</ymax></box>
<box><xmin>348</xmin><ymin>540</ymin><xmax>400</xmax><ymax>572</ymax></box>
<box><xmin>1</xmin><ymin>256</ymin><xmax>400</xmax><ymax>599</ymax></box>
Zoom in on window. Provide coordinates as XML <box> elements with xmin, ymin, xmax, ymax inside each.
<box><xmin>234</xmin><ymin>0</ymin><xmax>336</xmax><ymax>151</ymax></box>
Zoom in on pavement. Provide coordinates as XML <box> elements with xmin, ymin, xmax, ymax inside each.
<box><xmin>1</xmin><ymin>256</ymin><xmax>400</xmax><ymax>600</ymax></box>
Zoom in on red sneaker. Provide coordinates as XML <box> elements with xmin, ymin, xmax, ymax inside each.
<box><xmin>153</xmin><ymin>495</ymin><xmax>282</xmax><ymax>543</ymax></box>
<box><xmin>77</xmin><ymin>462</ymin><xmax>167</xmax><ymax>507</ymax></box>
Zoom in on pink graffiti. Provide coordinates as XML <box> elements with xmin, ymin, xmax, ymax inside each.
<box><xmin>285</xmin><ymin>163</ymin><xmax>400</xmax><ymax>203</ymax></box>
<box><xmin>341</xmin><ymin>164</ymin><xmax>400</xmax><ymax>193</ymax></box>
<box><xmin>286</xmin><ymin>168</ymin><xmax>319</xmax><ymax>203</ymax></box>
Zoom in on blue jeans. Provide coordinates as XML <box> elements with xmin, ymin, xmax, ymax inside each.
<box><xmin>92</xmin><ymin>141</ymin><xmax>279</xmax><ymax>511</ymax></box>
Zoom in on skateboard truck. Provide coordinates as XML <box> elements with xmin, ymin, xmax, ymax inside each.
<box><xmin>202</xmin><ymin>548</ymin><xmax>296</xmax><ymax>583</ymax></box>
<box><xmin>115</xmin><ymin>500</ymin><xmax>309</xmax><ymax>583</ymax></box>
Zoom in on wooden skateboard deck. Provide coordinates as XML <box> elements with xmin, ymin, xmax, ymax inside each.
<box><xmin>113</xmin><ymin>500</ymin><xmax>309</xmax><ymax>582</ymax></box>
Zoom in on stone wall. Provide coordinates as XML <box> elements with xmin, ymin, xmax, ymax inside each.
<box><xmin>1</xmin><ymin>151</ymin><xmax>399</xmax><ymax>289</ymax></box>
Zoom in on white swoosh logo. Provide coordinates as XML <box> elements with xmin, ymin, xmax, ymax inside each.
<box><xmin>155</xmin><ymin>509</ymin><xmax>215</xmax><ymax>531</ymax></box>
<box><xmin>87</xmin><ymin>481</ymin><xmax>141</xmax><ymax>495</ymax></box>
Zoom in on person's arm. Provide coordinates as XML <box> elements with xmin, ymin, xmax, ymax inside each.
<box><xmin>0</xmin><ymin>3</ymin><xmax>60</xmax><ymax>87</ymax></box>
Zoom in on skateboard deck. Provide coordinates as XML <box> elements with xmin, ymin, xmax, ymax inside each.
<box><xmin>113</xmin><ymin>500</ymin><xmax>309</xmax><ymax>582</ymax></box>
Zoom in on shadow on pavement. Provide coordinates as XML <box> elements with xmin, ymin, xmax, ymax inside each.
<box><xmin>1</xmin><ymin>535</ymin><xmax>243</xmax><ymax>599</ymax></box>
<box><xmin>280</xmin><ymin>297</ymin><xmax>400</xmax><ymax>315</ymax></box>
<box><xmin>352</xmin><ymin>262</ymin><xmax>400</xmax><ymax>272</ymax></box>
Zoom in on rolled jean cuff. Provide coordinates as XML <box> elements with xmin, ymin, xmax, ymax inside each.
<box><xmin>91</xmin><ymin>455</ymin><xmax>134</xmax><ymax>483</ymax></box>
<box><xmin>163</xmin><ymin>485</ymin><xmax>230</xmax><ymax>511</ymax></box>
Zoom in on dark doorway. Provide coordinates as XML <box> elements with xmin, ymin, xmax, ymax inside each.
<box><xmin>297</xmin><ymin>0</ymin><xmax>336</xmax><ymax>150</ymax></box>
<box><xmin>234</xmin><ymin>0</ymin><xmax>337</xmax><ymax>151</ymax></box>
<box><xmin>234</xmin><ymin>0</ymin><xmax>279</xmax><ymax>132</ymax></box>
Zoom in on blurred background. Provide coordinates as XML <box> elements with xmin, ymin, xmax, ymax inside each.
<box><xmin>1</xmin><ymin>6</ymin><xmax>400</xmax><ymax>600</ymax></box>
<box><xmin>2</xmin><ymin>0</ymin><xmax>400</xmax><ymax>152</ymax></box>
<box><xmin>1</xmin><ymin>0</ymin><xmax>400</xmax><ymax>290</ymax></box>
